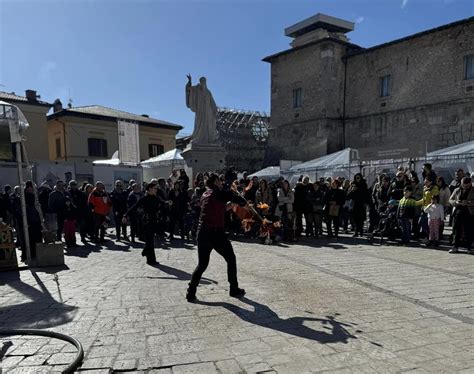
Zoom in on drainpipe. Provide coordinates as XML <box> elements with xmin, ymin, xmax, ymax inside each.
<box><xmin>55</xmin><ymin>119</ymin><xmax>67</xmax><ymax>161</ymax></box>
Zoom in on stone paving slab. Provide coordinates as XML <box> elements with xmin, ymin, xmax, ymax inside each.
<box><xmin>0</xmin><ymin>233</ymin><xmax>473</xmax><ymax>373</ymax></box>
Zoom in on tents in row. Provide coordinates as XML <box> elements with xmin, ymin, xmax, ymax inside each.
<box><xmin>92</xmin><ymin>148</ymin><xmax>185</xmax><ymax>189</ymax></box>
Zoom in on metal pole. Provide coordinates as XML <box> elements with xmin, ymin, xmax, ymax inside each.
<box><xmin>16</xmin><ymin>141</ymin><xmax>31</xmax><ymax>264</ymax></box>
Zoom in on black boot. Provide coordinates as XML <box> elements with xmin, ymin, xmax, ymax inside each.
<box><xmin>186</xmin><ymin>284</ymin><xmax>197</xmax><ymax>302</ymax></box>
<box><xmin>229</xmin><ymin>287</ymin><xmax>246</xmax><ymax>298</ymax></box>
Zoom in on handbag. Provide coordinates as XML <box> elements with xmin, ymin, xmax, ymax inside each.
<box><xmin>328</xmin><ymin>204</ymin><xmax>340</xmax><ymax>217</ymax></box>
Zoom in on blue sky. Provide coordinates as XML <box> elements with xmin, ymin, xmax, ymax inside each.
<box><xmin>0</xmin><ymin>0</ymin><xmax>472</xmax><ymax>136</ymax></box>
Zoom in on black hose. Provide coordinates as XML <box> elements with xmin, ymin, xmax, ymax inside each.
<box><xmin>0</xmin><ymin>329</ymin><xmax>84</xmax><ymax>373</ymax></box>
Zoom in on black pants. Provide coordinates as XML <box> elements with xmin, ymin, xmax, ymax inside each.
<box><xmin>326</xmin><ymin>215</ymin><xmax>340</xmax><ymax>237</ymax></box>
<box><xmin>56</xmin><ymin>212</ymin><xmax>65</xmax><ymax>241</ymax></box>
<box><xmin>114</xmin><ymin>212</ymin><xmax>127</xmax><ymax>239</ymax></box>
<box><xmin>129</xmin><ymin>214</ymin><xmax>143</xmax><ymax>241</ymax></box>
<box><xmin>143</xmin><ymin>222</ymin><xmax>157</xmax><ymax>263</ymax></box>
<box><xmin>189</xmin><ymin>228</ymin><xmax>238</xmax><ymax>292</ymax></box>
<box><xmin>92</xmin><ymin>214</ymin><xmax>106</xmax><ymax>242</ymax></box>
<box><xmin>169</xmin><ymin>213</ymin><xmax>185</xmax><ymax>238</ymax></box>
<box><xmin>453</xmin><ymin>212</ymin><xmax>473</xmax><ymax>249</ymax></box>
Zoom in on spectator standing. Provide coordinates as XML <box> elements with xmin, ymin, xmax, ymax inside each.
<box><xmin>275</xmin><ymin>180</ymin><xmax>295</xmax><ymax>241</ymax></box>
<box><xmin>324</xmin><ymin>179</ymin><xmax>346</xmax><ymax>238</ymax></box>
<box><xmin>347</xmin><ymin>173</ymin><xmax>370</xmax><ymax>237</ymax></box>
<box><xmin>424</xmin><ymin>195</ymin><xmax>444</xmax><ymax>247</ymax></box>
<box><xmin>449</xmin><ymin>177</ymin><xmax>474</xmax><ymax>254</ymax></box>
<box><xmin>168</xmin><ymin>181</ymin><xmax>189</xmax><ymax>240</ymax></box>
<box><xmin>127</xmin><ymin>183</ymin><xmax>144</xmax><ymax>242</ymax></box>
<box><xmin>308</xmin><ymin>182</ymin><xmax>325</xmax><ymax>238</ymax></box>
<box><xmin>48</xmin><ymin>180</ymin><xmax>70</xmax><ymax>241</ymax></box>
<box><xmin>415</xmin><ymin>177</ymin><xmax>439</xmax><ymax>239</ymax></box>
<box><xmin>293</xmin><ymin>176</ymin><xmax>312</xmax><ymax>238</ymax></box>
<box><xmin>88</xmin><ymin>182</ymin><xmax>112</xmax><ymax>243</ymax></box>
<box><xmin>68</xmin><ymin>180</ymin><xmax>88</xmax><ymax>242</ymax></box>
<box><xmin>110</xmin><ymin>180</ymin><xmax>129</xmax><ymax>241</ymax></box>
<box><xmin>397</xmin><ymin>186</ymin><xmax>416</xmax><ymax>245</ymax></box>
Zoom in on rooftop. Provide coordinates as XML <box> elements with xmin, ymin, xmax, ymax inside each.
<box><xmin>48</xmin><ymin>105</ymin><xmax>183</xmax><ymax>131</ymax></box>
<box><xmin>285</xmin><ymin>13</ymin><xmax>354</xmax><ymax>38</ymax></box>
<box><xmin>0</xmin><ymin>91</ymin><xmax>51</xmax><ymax>107</ymax></box>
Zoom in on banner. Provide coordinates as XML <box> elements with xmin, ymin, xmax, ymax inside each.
<box><xmin>118</xmin><ymin>120</ymin><xmax>140</xmax><ymax>165</ymax></box>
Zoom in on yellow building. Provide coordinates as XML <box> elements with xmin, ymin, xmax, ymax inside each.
<box><xmin>0</xmin><ymin>90</ymin><xmax>51</xmax><ymax>161</ymax></box>
<box><xmin>47</xmin><ymin>103</ymin><xmax>183</xmax><ymax>180</ymax></box>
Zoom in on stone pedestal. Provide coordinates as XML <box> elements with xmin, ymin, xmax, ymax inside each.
<box><xmin>181</xmin><ymin>143</ymin><xmax>226</xmax><ymax>180</ymax></box>
<box><xmin>32</xmin><ymin>242</ymin><xmax>65</xmax><ymax>267</ymax></box>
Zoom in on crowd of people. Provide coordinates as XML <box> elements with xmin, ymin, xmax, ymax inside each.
<box><xmin>0</xmin><ymin>163</ymin><xmax>473</xmax><ymax>264</ymax></box>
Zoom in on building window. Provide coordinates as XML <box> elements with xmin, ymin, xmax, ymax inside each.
<box><xmin>465</xmin><ymin>54</ymin><xmax>474</xmax><ymax>80</ymax></box>
<box><xmin>88</xmin><ymin>138</ymin><xmax>108</xmax><ymax>157</ymax></box>
<box><xmin>55</xmin><ymin>138</ymin><xmax>61</xmax><ymax>158</ymax></box>
<box><xmin>380</xmin><ymin>75</ymin><xmax>391</xmax><ymax>97</ymax></box>
<box><xmin>148</xmin><ymin>144</ymin><xmax>164</xmax><ymax>158</ymax></box>
<box><xmin>292</xmin><ymin>88</ymin><xmax>302</xmax><ymax>108</ymax></box>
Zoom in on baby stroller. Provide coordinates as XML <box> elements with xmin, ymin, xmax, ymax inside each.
<box><xmin>367</xmin><ymin>200</ymin><xmax>400</xmax><ymax>244</ymax></box>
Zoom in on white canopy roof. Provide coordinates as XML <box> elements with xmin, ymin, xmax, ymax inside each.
<box><xmin>93</xmin><ymin>150</ymin><xmax>120</xmax><ymax>165</ymax></box>
<box><xmin>249</xmin><ymin>166</ymin><xmax>281</xmax><ymax>181</ymax></box>
<box><xmin>141</xmin><ymin>148</ymin><xmax>185</xmax><ymax>167</ymax></box>
<box><xmin>290</xmin><ymin>148</ymin><xmax>358</xmax><ymax>172</ymax></box>
<box><xmin>427</xmin><ymin>141</ymin><xmax>474</xmax><ymax>157</ymax></box>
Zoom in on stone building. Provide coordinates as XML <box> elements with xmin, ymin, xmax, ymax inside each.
<box><xmin>263</xmin><ymin>13</ymin><xmax>474</xmax><ymax>163</ymax></box>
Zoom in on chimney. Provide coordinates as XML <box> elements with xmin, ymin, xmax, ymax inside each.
<box><xmin>53</xmin><ymin>99</ymin><xmax>63</xmax><ymax>112</ymax></box>
<box><xmin>25</xmin><ymin>89</ymin><xmax>38</xmax><ymax>101</ymax></box>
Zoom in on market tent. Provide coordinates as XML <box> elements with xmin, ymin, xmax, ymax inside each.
<box><xmin>92</xmin><ymin>150</ymin><xmax>120</xmax><ymax>166</ymax></box>
<box><xmin>249</xmin><ymin>166</ymin><xmax>280</xmax><ymax>182</ymax></box>
<box><xmin>427</xmin><ymin>140</ymin><xmax>474</xmax><ymax>157</ymax></box>
<box><xmin>140</xmin><ymin>148</ymin><xmax>184</xmax><ymax>167</ymax></box>
<box><xmin>283</xmin><ymin>148</ymin><xmax>360</xmax><ymax>183</ymax></box>
<box><xmin>140</xmin><ymin>148</ymin><xmax>185</xmax><ymax>180</ymax></box>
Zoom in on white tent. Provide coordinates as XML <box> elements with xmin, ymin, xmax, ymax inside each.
<box><xmin>140</xmin><ymin>148</ymin><xmax>185</xmax><ymax>180</ymax></box>
<box><xmin>427</xmin><ymin>140</ymin><xmax>474</xmax><ymax>157</ymax></box>
<box><xmin>92</xmin><ymin>150</ymin><xmax>121</xmax><ymax>166</ymax></box>
<box><xmin>92</xmin><ymin>151</ymin><xmax>142</xmax><ymax>190</ymax></box>
<box><xmin>426</xmin><ymin>141</ymin><xmax>474</xmax><ymax>176</ymax></box>
<box><xmin>140</xmin><ymin>148</ymin><xmax>184</xmax><ymax>167</ymax></box>
<box><xmin>249</xmin><ymin>166</ymin><xmax>281</xmax><ymax>181</ymax></box>
<box><xmin>283</xmin><ymin>148</ymin><xmax>360</xmax><ymax>183</ymax></box>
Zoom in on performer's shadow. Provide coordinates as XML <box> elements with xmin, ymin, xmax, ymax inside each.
<box><xmin>147</xmin><ymin>263</ymin><xmax>218</xmax><ymax>285</ymax></box>
<box><xmin>196</xmin><ymin>297</ymin><xmax>360</xmax><ymax>344</ymax></box>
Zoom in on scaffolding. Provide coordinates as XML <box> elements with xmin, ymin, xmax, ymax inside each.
<box><xmin>216</xmin><ymin>107</ymin><xmax>270</xmax><ymax>172</ymax></box>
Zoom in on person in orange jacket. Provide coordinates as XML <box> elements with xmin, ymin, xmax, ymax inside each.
<box><xmin>88</xmin><ymin>181</ymin><xmax>112</xmax><ymax>243</ymax></box>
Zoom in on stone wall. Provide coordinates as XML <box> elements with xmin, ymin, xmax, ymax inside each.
<box><xmin>264</xmin><ymin>18</ymin><xmax>474</xmax><ymax>164</ymax></box>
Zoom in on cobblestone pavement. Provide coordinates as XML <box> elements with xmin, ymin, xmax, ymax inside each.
<box><xmin>1</xmin><ymin>232</ymin><xmax>473</xmax><ymax>373</ymax></box>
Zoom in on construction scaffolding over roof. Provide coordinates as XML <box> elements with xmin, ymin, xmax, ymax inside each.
<box><xmin>218</xmin><ymin>107</ymin><xmax>270</xmax><ymax>172</ymax></box>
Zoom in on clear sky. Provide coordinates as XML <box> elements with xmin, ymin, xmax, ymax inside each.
<box><xmin>0</xmin><ymin>0</ymin><xmax>472</xmax><ymax>136</ymax></box>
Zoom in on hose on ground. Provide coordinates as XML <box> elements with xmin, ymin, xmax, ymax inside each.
<box><xmin>0</xmin><ymin>329</ymin><xmax>83</xmax><ymax>373</ymax></box>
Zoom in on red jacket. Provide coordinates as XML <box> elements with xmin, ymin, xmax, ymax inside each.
<box><xmin>88</xmin><ymin>188</ymin><xmax>112</xmax><ymax>216</ymax></box>
<box><xmin>199</xmin><ymin>187</ymin><xmax>245</xmax><ymax>229</ymax></box>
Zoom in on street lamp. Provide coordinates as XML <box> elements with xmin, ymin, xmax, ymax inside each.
<box><xmin>0</xmin><ymin>100</ymin><xmax>31</xmax><ymax>264</ymax></box>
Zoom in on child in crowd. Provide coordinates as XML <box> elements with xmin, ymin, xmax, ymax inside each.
<box><xmin>397</xmin><ymin>186</ymin><xmax>416</xmax><ymax>245</ymax></box>
<box><xmin>424</xmin><ymin>195</ymin><xmax>444</xmax><ymax>247</ymax></box>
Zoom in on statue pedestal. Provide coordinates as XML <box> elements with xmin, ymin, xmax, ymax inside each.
<box><xmin>181</xmin><ymin>143</ymin><xmax>226</xmax><ymax>180</ymax></box>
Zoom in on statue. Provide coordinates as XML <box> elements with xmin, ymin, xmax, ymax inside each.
<box><xmin>185</xmin><ymin>74</ymin><xmax>218</xmax><ymax>145</ymax></box>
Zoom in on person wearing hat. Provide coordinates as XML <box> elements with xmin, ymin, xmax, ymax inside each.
<box><xmin>388</xmin><ymin>171</ymin><xmax>407</xmax><ymax>201</ymax></box>
<box><xmin>124</xmin><ymin>181</ymin><xmax>164</xmax><ymax>265</ymax></box>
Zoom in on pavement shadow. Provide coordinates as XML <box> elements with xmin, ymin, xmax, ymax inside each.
<box><xmin>145</xmin><ymin>263</ymin><xmax>218</xmax><ymax>285</ymax></box>
<box><xmin>196</xmin><ymin>297</ymin><xmax>360</xmax><ymax>344</ymax></box>
<box><xmin>63</xmin><ymin>241</ymin><xmax>103</xmax><ymax>258</ymax></box>
<box><xmin>0</xmin><ymin>270</ymin><xmax>78</xmax><ymax>329</ymax></box>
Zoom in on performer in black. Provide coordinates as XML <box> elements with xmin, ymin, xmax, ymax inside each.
<box><xmin>123</xmin><ymin>182</ymin><xmax>163</xmax><ymax>265</ymax></box>
<box><xmin>186</xmin><ymin>173</ymin><xmax>247</xmax><ymax>302</ymax></box>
